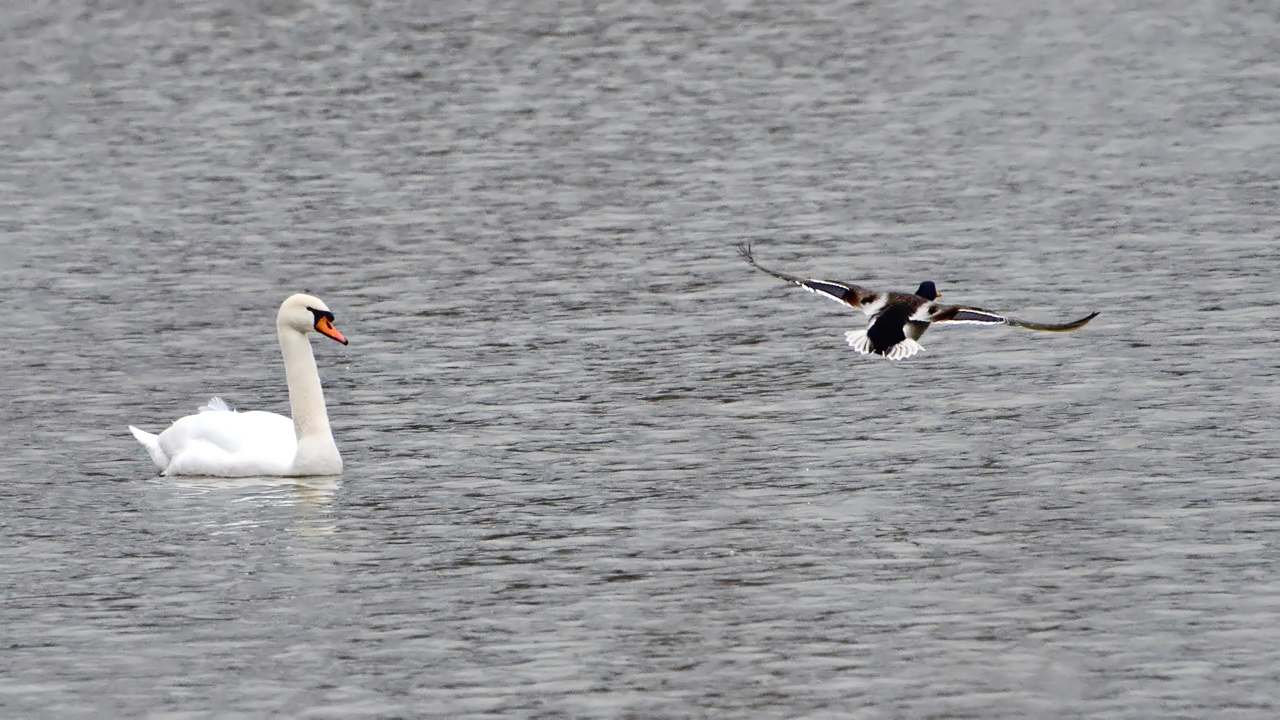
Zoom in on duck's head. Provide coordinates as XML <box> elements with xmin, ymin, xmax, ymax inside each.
<box><xmin>914</xmin><ymin>281</ymin><xmax>938</xmax><ymax>301</ymax></box>
<box><xmin>278</xmin><ymin>293</ymin><xmax>348</xmax><ymax>345</ymax></box>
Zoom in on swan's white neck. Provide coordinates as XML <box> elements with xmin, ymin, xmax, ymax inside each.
<box><xmin>278</xmin><ymin>325</ymin><xmax>342</xmax><ymax>475</ymax></box>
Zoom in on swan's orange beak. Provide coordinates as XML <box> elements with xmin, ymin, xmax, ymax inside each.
<box><xmin>315</xmin><ymin>315</ymin><xmax>348</xmax><ymax>345</ymax></box>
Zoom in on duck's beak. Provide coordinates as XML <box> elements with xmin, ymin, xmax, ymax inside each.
<box><xmin>314</xmin><ymin>315</ymin><xmax>348</xmax><ymax>345</ymax></box>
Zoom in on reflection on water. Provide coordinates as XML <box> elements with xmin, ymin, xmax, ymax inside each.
<box><xmin>155</xmin><ymin>476</ymin><xmax>341</xmax><ymax>497</ymax></box>
<box><xmin>155</xmin><ymin>477</ymin><xmax>340</xmax><ymax>536</ymax></box>
<box><xmin>3</xmin><ymin>0</ymin><xmax>1280</xmax><ymax>717</ymax></box>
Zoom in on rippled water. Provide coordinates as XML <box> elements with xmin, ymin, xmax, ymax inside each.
<box><xmin>4</xmin><ymin>0</ymin><xmax>1280</xmax><ymax>717</ymax></box>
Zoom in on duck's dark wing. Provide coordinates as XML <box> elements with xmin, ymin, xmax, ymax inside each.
<box><xmin>927</xmin><ymin>304</ymin><xmax>1099</xmax><ymax>332</ymax></box>
<box><xmin>736</xmin><ymin>243</ymin><xmax>873</xmax><ymax>308</ymax></box>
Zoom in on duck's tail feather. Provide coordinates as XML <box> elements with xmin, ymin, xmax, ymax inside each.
<box><xmin>845</xmin><ymin>331</ymin><xmax>923</xmax><ymax>360</ymax></box>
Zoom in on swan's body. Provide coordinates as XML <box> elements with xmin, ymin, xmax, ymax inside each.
<box><xmin>129</xmin><ymin>294</ymin><xmax>348</xmax><ymax>477</ymax></box>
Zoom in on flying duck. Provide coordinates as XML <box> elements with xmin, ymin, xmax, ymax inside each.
<box><xmin>737</xmin><ymin>243</ymin><xmax>1099</xmax><ymax>360</ymax></box>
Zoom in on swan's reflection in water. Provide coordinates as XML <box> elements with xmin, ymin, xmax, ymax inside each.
<box><xmin>152</xmin><ymin>475</ymin><xmax>340</xmax><ymax>536</ymax></box>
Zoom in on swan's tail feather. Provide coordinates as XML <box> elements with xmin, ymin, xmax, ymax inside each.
<box><xmin>199</xmin><ymin>397</ymin><xmax>232</xmax><ymax>412</ymax></box>
<box><xmin>129</xmin><ymin>426</ymin><xmax>169</xmax><ymax>470</ymax></box>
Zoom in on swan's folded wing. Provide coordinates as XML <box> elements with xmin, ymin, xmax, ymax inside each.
<box><xmin>736</xmin><ymin>243</ymin><xmax>872</xmax><ymax>307</ymax></box>
<box><xmin>928</xmin><ymin>304</ymin><xmax>1099</xmax><ymax>332</ymax></box>
<box><xmin>157</xmin><ymin>410</ymin><xmax>298</xmax><ymax>477</ymax></box>
<box><xmin>160</xmin><ymin>410</ymin><xmax>295</xmax><ymax>457</ymax></box>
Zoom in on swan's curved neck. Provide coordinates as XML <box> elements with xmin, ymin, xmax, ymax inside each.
<box><xmin>278</xmin><ymin>326</ymin><xmax>337</xmax><ymax>452</ymax></box>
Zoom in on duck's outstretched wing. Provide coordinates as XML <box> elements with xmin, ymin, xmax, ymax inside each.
<box><xmin>736</xmin><ymin>243</ymin><xmax>873</xmax><ymax>308</ymax></box>
<box><xmin>927</xmin><ymin>304</ymin><xmax>1099</xmax><ymax>331</ymax></box>
<box><xmin>1007</xmin><ymin>312</ymin><xmax>1100</xmax><ymax>331</ymax></box>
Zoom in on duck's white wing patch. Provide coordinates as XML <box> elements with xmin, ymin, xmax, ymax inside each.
<box><xmin>859</xmin><ymin>293</ymin><xmax>889</xmax><ymax>318</ymax></box>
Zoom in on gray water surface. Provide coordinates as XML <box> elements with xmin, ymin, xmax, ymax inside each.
<box><xmin>3</xmin><ymin>0</ymin><xmax>1280</xmax><ymax>717</ymax></box>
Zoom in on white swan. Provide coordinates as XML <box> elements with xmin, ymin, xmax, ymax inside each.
<box><xmin>129</xmin><ymin>294</ymin><xmax>348</xmax><ymax>477</ymax></box>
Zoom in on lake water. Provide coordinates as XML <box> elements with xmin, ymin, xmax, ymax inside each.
<box><xmin>3</xmin><ymin>0</ymin><xmax>1279</xmax><ymax>717</ymax></box>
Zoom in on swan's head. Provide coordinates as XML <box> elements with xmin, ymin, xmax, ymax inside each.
<box><xmin>278</xmin><ymin>294</ymin><xmax>348</xmax><ymax>345</ymax></box>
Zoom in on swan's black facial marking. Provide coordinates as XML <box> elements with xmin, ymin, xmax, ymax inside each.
<box><xmin>307</xmin><ymin>306</ymin><xmax>335</xmax><ymax>323</ymax></box>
